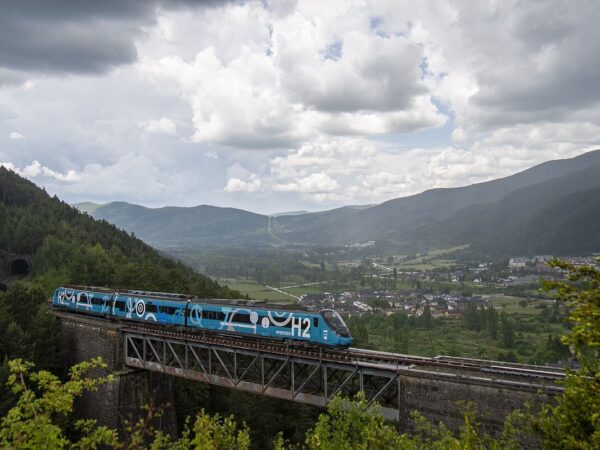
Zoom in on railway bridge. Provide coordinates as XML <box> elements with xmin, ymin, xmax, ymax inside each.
<box><xmin>55</xmin><ymin>310</ymin><xmax>563</xmax><ymax>438</ymax></box>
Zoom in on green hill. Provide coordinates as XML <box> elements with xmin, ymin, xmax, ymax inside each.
<box><xmin>409</xmin><ymin>162</ymin><xmax>600</xmax><ymax>255</ymax></box>
<box><xmin>0</xmin><ymin>166</ymin><xmax>238</xmax><ymax>297</ymax></box>
<box><xmin>93</xmin><ymin>201</ymin><xmax>273</xmax><ymax>248</ymax></box>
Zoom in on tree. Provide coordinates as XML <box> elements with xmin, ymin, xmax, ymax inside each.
<box><xmin>486</xmin><ymin>307</ymin><xmax>498</xmax><ymax>340</ymax></box>
<box><xmin>500</xmin><ymin>313</ymin><xmax>515</xmax><ymax>348</ymax></box>
<box><xmin>420</xmin><ymin>304</ymin><xmax>433</xmax><ymax>330</ymax></box>
<box><xmin>463</xmin><ymin>303</ymin><xmax>483</xmax><ymax>331</ymax></box>
<box><xmin>0</xmin><ymin>357</ymin><xmax>119</xmax><ymax>449</ymax></box>
<box><xmin>532</xmin><ymin>259</ymin><xmax>600</xmax><ymax>449</ymax></box>
<box><xmin>304</xmin><ymin>393</ymin><xmax>410</xmax><ymax>449</ymax></box>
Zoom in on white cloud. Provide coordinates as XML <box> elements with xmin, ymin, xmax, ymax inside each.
<box><xmin>224</xmin><ymin>176</ymin><xmax>262</xmax><ymax>193</ymax></box>
<box><xmin>224</xmin><ymin>163</ymin><xmax>262</xmax><ymax>192</ymax></box>
<box><xmin>263</xmin><ymin>122</ymin><xmax>600</xmax><ymax>205</ymax></box>
<box><xmin>141</xmin><ymin>117</ymin><xmax>177</xmax><ymax>135</ymax></box>
<box><xmin>1</xmin><ymin>160</ymin><xmax>80</xmax><ymax>182</ymax></box>
<box><xmin>139</xmin><ymin>1</ymin><xmax>447</xmax><ymax>149</ymax></box>
<box><xmin>275</xmin><ymin>172</ymin><xmax>339</xmax><ymax>193</ymax></box>
<box><xmin>1</xmin><ymin>0</ymin><xmax>599</xmax><ymax>213</ymax></box>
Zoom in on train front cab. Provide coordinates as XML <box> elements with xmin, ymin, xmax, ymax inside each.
<box><xmin>321</xmin><ymin>309</ymin><xmax>352</xmax><ymax>347</ymax></box>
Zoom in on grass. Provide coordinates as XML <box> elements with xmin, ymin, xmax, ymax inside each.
<box><xmin>218</xmin><ymin>278</ymin><xmax>296</xmax><ymax>302</ymax></box>
<box><xmin>368</xmin><ymin>245</ymin><xmax>470</xmax><ymax>272</ymax></box>
<box><xmin>218</xmin><ymin>278</ymin><xmax>334</xmax><ymax>303</ymax></box>
<box><xmin>490</xmin><ymin>295</ymin><xmax>554</xmax><ymax>316</ymax></box>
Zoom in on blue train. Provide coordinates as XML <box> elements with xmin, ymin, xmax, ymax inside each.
<box><xmin>51</xmin><ymin>286</ymin><xmax>353</xmax><ymax>347</ymax></box>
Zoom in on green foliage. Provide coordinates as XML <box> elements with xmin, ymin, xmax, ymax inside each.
<box><xmin>0</xmin><ymin>358</ymin><xmax>252</xmax><ymax>450</ymax></box>
<box><xmin>532</xmin><ymin>259</ymin><xmax>600</xmax><ymax>449</ymax></box>
<box><xmin>0</xmin><ymin>283</ymin><xmax>62</xmax><ymax>372</ymax></box>
<box><xmin>303</xmin><ymin>394</ymin><xmax>530</xmax><ymax>450</ymax></box>
<box><xmin>500</xmin><ymin>312</ymin><xmax>516</xmax><ymax>348</ymax></box>
<box><xmin>304</xmin><ymin>393</ymin><xmax>410</xmax><ymax>449</ymax></box>
<box><xmin>149</xmin><ymin>411</ymin><xmax>251</xmax><ymax>450</ymax></box>
<box><xmin>0</xmin><ymin>357</ymin><xmax>119</xmax><ymax>449</ymax></box>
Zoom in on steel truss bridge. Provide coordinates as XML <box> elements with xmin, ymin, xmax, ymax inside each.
<box><xmin>123</xmin><ymin>324</ymin><xmax>564</xmax><ymax>422</ymax></box>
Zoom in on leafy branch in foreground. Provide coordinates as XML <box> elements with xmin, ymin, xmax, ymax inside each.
<box><xmin>0</xmin><ymin>357</ymin><xmax>118</xmax><ymax>449</ymax></box>
<box><xmin>533</xmin><ymin>259</ymin><xmax>600</xmax><ymax>449</ymax></box>
<box><xmin>0</xmin><ymin>357</ymin><xmax>251</xmax><ymax>450</ymax></box>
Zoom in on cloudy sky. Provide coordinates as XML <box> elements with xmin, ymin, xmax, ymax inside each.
<box><xmin>1</xmin><ymin>0</ymin><xmax>599</xmax><ymax>214</ymax></box>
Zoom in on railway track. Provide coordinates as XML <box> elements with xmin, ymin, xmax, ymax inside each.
<box><xmin>123</xmin><ymin>322</ymin><xmax>566</xmax><ymax>382</ymax></box>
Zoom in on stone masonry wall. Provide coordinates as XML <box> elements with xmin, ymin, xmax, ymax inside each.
<box><xmin>57</xmin><ymin>313</ymin><xmax>177</xmax><ymax>437</ymax></box>
<box><xmin>399</xmin><ymin>372</ymin><xmax>556</xmax><ymax>448</ymax></box>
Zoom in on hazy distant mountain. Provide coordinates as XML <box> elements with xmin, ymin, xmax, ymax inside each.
<box><xmin>73</xmin><ymin>201</ymin><xmax>105</xmax><ymax>215</ymax></box>
<box><xmin>272</xmin><ymin>204</ymin><xmax>373</xmax><ymax>217</ymax></box>
<box><xmin>271</xmin><ymin>210</ymin><xmax>310</xmax><ymax>217</ymax></box>
<box><xmin>87</xmin><ymin>150</ymin><xmax>600</xmax><ymax>255</ymax></box>
<box><xmin>92</xmin><ymin>202</ymin><xmax>271</xmax><ymax>248</ymax></box>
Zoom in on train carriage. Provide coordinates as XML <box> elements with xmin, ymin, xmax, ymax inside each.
<box><xmin>51</xmin><ymin>286</ymin><xmax>352</xmax><ymax>347</ymax></box>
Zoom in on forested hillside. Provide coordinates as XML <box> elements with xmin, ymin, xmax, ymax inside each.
<box><xmin>0</xmin><ymin>166</ymin><xmax>238</xmax><ymax>297</ymax></box>
<box><xmin>0</xmin><ymin>166</ymin><xmax>242</xmax><ymax>420</ymax></box>
<box><xmin>91</xmin><ymin>201</ymin><xmax>272</xmax><ymax>248</ymax></box>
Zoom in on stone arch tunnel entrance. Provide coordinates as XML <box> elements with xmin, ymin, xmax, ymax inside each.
<box><xmin>10</xmin><ymin>258</ymin><xmax>30</xmax><ymax>275</ymax></box>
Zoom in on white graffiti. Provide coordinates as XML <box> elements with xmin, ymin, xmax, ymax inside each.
<box><xmin>189</xmin><ymin>304</ymin><xmax>202</xmax><ymax>325</ymax></box>
<box><xmin>125</xmin><ymin>297</ymin><xmax>135</xmax><ymax>319</ymax></box>
<box><xmin>58</xmin><ymin>289</ymin><xmax>76</xmax><ymax>305</ymax></box>
<box><xmin>267</xmin><ymin>311</ymin><xmax>293</xmax><ymax>327</ymax></box>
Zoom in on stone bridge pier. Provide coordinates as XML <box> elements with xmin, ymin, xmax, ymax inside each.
<box><xmin>57</xmin><ymin>312</ymin><xmax>177</xmax><ymax>437</ymax></box>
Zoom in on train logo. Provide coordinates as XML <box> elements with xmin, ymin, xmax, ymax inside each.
<box><xmin>135</xmin><ymin>300</ymin><xmax>145</xmax><ymax>316</ymax></box>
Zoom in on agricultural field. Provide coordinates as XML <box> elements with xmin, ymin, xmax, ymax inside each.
<box><xmin>490</xmin><ymin>294</ymin><xmax>555</xmax><ymax>316</ymax></box>
<box><xmin>218</xmin><ymin>278</ymin><xmax>331</xmax><ymax>303</ymax></box>
<box><xmin>371</xmin><ymin>245</ymin><xmax>469</xmax><ymax>271</ymax></box>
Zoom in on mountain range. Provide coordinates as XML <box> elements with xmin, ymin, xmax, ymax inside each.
<box><xmin>76</xmin><ymin>150</ymin><xmax>600</xmax><ymax>256</ymax></box>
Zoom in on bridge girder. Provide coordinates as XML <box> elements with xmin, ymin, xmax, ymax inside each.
<box><xmin>124</xmin><ymin>332</ymin><xmax>403</xmax><ymax>421</ymax></box>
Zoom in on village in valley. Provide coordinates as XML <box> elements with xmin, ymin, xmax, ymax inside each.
<box><xmin>296</xmin><ymin>252</ymin><xmax>600</xmax><ymax>318</ymax></box>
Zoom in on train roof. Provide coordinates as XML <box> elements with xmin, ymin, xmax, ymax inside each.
<box><xmin>195</xmin><ymin>298</ymin><xmax>312</xmax><ymax>312</ymax></box>
<box><xmin>61</xmin><ymin>285</ymin><xmax>314</xmax><ymax>313</ymax></box>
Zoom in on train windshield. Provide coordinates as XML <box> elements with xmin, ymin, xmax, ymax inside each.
<box><xmin>322</xmin><ymin>310</ymin><xmax>351</xmax><ymax>337</ymax></box>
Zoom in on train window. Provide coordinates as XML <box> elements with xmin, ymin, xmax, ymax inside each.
<box><xmin>146</xmin><ymin>304</ymin><xmax>157</xmax><ymax>313</ymax></box>
<box><xmin>91</xmin><ymin>298</ymin><xmax>104</xmax><ymax>305</ymax></box>
<box><xmin>159</xmin><ymin>306</ymin><xmax>177</xmax><ymax>314</ymax></box>
<box><xmin>313</xmin><ymin>317</ymin><xmax>319</xmax><ymax>328</ymax></box>
<box><xmin>202</xmin><ymin>310</ymin><xmax>225</xmax><ymax>321</ymax></box>
<box><xmin>233</xmin><ymin>314</ymin><xmax>251</xmax><ymax>324</ymax></box>
<box><xmin>116</xmin><ymin>301</ymin><xmax>125</xmax><ymax>310</ymax></box>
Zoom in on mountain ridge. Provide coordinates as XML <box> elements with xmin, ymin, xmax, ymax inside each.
<box><xmin>83</xmin><ymin>150</ymin><xmax>600</xmax><ymax>255</ymax></box>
